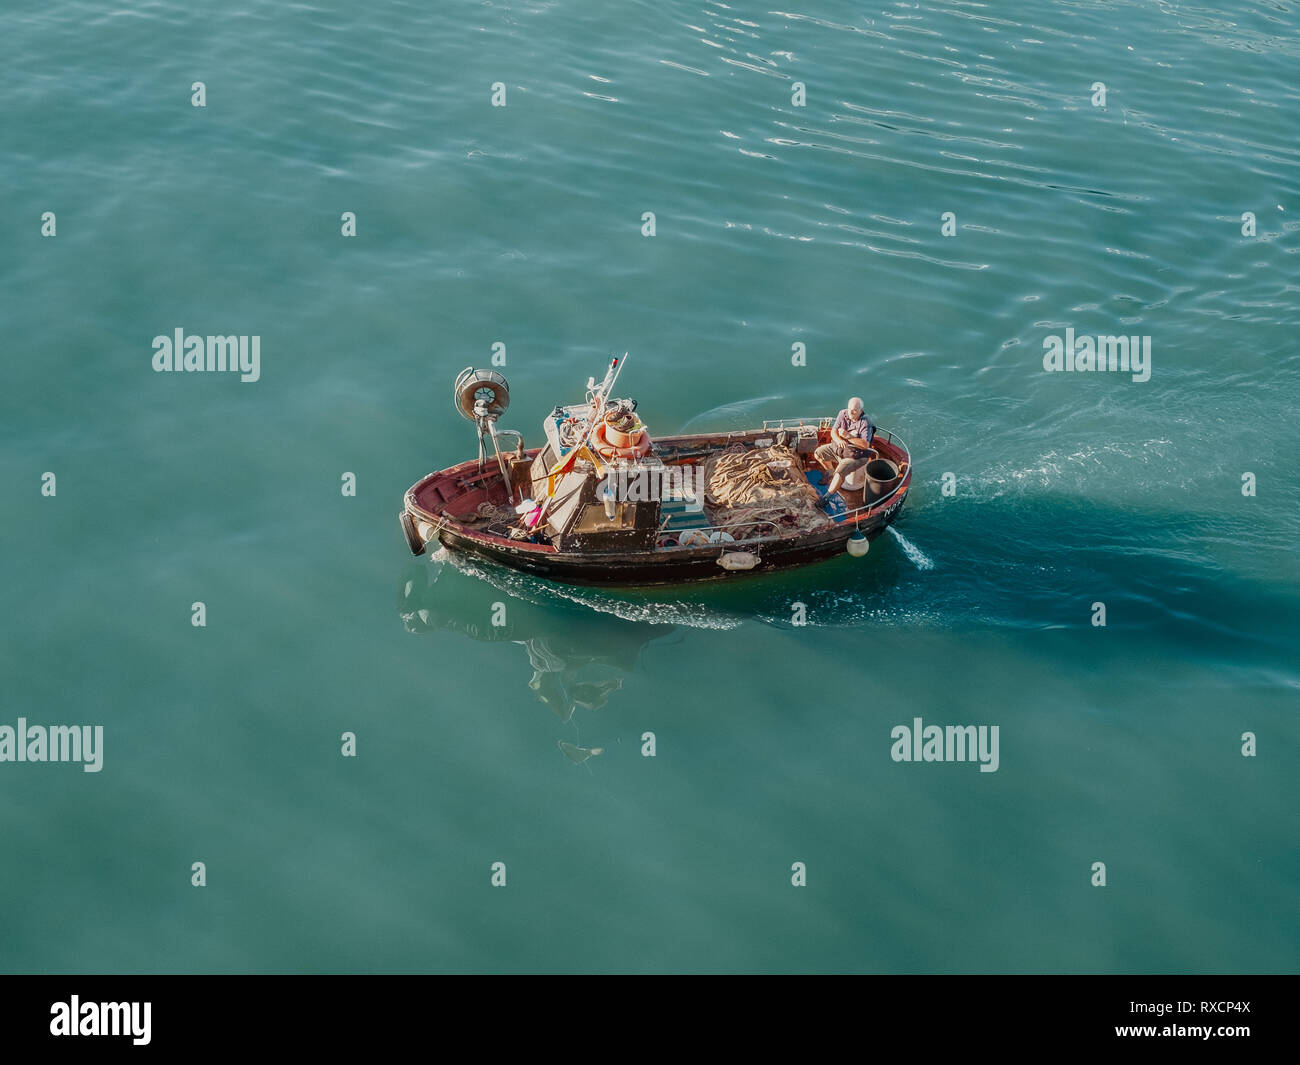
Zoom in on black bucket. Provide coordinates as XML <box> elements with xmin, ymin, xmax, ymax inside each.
<box><xmin>865</xmin><ymin>458</ymin><xmax>900</xmax><ymax>497</ymax></box>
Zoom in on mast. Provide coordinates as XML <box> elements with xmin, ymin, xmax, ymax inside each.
<box><xmin>534</xmin><ymin>354</ymin><xmax>628</xmax><ymax>522</ymax></box>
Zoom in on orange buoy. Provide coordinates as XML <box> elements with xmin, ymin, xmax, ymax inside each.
<box><xmin>593</xmin><ymin>421</ymin><xmax>651</xmax><ymax>460</ymax></box>
<box><xmin>602</xmin><ymin>415</ymin><xmax>642</xmax><ymax>450</ymax></box>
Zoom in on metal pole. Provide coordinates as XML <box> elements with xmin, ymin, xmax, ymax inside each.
<box><xmin>486</xmin><ymin>418</ymin><xmax>514</xmax><ymax>500</ymax></box>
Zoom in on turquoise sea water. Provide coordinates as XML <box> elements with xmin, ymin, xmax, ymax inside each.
<box><xmin>2</xmin><ymin>0</ymin><xmax>1297</xmax><ymax>973</ymax></box>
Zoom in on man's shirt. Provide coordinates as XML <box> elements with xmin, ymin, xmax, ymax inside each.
<box><xmin>833</xmin><ymin>409</ymin><xmax>875</xmax><ymax>457</ymax></box>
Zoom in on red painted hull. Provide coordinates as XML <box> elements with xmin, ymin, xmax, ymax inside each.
<box><xmin>401</xmin><ymin>425</ymin><xmax>912</xmax><ymax>586</ymax></box>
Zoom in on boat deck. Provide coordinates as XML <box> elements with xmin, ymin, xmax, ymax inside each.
<box><xmin>804</xmin><ymin>468</ymin><xmax>867</xmax><ymax>515</ymax></box>
<box><xmin>656</xmin><ymin>459</ymin><xmax>867</xmax><ymax>541</ymax></box>
<box><xmin>408</xmin><ymin>424</ymin><xmax>905</xmax><ymax>554</ymax></box>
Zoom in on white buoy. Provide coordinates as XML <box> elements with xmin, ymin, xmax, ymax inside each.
<box><xmin>846</xmin><ymin>532</ymin><xmax>869</xmax><ymax>557</ymax></box>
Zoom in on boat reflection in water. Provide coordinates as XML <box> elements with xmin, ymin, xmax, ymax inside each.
<box><xmin>398</xmin><ymin>551</ymin><xmax>676</xmax><ymax>731</ymax></box>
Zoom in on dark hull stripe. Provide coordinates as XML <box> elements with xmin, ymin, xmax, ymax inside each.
<box><xmin>435</xmin><ymin>502</ymin><xmax>906</xmax><ymax>586</ymax></box>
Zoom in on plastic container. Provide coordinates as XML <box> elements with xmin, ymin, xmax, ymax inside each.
<box><xmin>865</xmin><ymin>458</ymin><xmax>901</xmax><ymax>497</ymax></box>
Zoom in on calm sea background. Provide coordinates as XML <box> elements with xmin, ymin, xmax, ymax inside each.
<box><xmin>2</xmin><ymin>0</ymin><xmax>1297</xmax><ymax>973</ymax></box>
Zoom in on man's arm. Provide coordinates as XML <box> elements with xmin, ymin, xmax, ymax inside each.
<box><xmin>831</xmin><ymin>412</ymin><xmax>870</xmax><ymax>450</ymax></box>
<box><xmin>842</xmin><ymin>421</ymin><xmax>873</xmax><ymax>450</ymax></box>
<box><xmin>843</xmin><ymin>416</ymin><xmax>874</xmax><ymax>451</ymax></box>
<box><xmin>829</xmin><ymin>411</ymin><xmax>847</xmax><ymax>446</ymax></box>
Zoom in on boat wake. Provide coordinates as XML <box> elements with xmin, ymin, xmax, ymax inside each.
<box><xmin>887</xmin><ymin>526</ymin><xmax>935</xmax><ymax>570</ymax></box>
<box><xmin>676</xmin><ymin>394</ymin><xmax>788</xmax><ymax>433</ymax></box>
<box><xmin>434</xmin><ymin>549</ymin><xmax>746</xmax><ymax>630</ymax></box>
<box><xmin>968</xmin><ymin>439</ymin><xmax>1182</xmax><ymax>498</ymax></box>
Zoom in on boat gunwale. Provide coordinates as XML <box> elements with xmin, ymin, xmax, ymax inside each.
<box><xmin>404</xmin><ymin>423</ymin><xmax>912</xmax><ymax>558</ymax></box>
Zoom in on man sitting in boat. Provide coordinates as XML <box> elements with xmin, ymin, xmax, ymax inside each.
<box><xmin>813</xmin><ymin>397</ymin><xmax>876</xmax><ymax>506</ymax></box>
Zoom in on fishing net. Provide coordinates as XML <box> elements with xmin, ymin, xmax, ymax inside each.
<box><xmin>702</xmin><ymin>444</ymin><xmax>832</xmax><ymax>537</ymax></box>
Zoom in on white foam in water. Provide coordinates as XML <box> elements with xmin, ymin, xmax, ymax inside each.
<box><xmin>887</xmin><ymin>526</ymin><xmax>935</xmax><ymax>570</ymax></box>
<box><xmin>439</xmin><ymin>550</ymin><xmax>745</xmax><ymax>630</ymax></box>
<box><xmin>973</xmin><ymin>440</ymin><xmax>1184</xmax><ymax>498</ymax></box>
<box><xmin>677</xmin><ymin>393</ymin><xmax>785</xmax><ymax>432</ymax></box>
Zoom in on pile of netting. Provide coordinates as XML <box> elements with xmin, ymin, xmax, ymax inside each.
<box><xmin>702</xmin><ymin>443</ymin><xmax>831</xmax><ymax>537</ymax></box>
<box><xmin>458</xmin><ymin>501</ymin><xmax>518</xmax><ymax>528</ymax></box>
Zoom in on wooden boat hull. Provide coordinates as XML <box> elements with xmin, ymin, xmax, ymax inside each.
<box><xmin>432</xmin><ymin>507</ymin><xmax>905</xmax><ymax>585</ymax></box>
<box><xmin>402</xmin><ymin>424</ymin><xmax>912</xmax><ymax>587</ymax></box>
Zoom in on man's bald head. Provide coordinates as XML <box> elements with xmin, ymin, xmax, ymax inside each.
<box><xmin>847</xmin><ymin>396</ymin><xmax>864</xmax><ymax>414</ymax></box>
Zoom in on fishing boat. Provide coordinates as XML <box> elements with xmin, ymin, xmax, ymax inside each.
<box><xmin>399</xmin><ymin>358</ymin><xmax>912</xmax><ymax>585</ymax></box>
